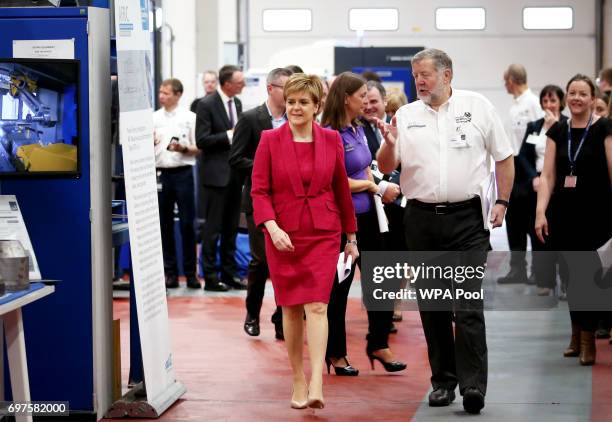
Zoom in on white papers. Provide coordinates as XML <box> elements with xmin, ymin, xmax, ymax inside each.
<box><xmin>0</xmin><ymin>195</ymin><xmax>41</xmax><ymax>280</ymax></box>
<box><xmin>337</xmin><ymin>253</ymin><xmax>353</xmax><ymax>283</ymax></box>
<box><xmin>374</xmin><ymin>194</ymin><xmax>389</xmax><ymax>233</ymax></box>
<box><xmin>12</xmin><ymin>39</ymin><xmax>75</xmax><ymax>59</ymax></box>
<box><xmin>478</xmin><ymin>172</ymin><xmax>497</xmax><ymax>231</ymax></box>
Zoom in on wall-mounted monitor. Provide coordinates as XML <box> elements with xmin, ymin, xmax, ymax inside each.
<box><xmin>0</xmin><ymin>58</ymin><xmax>80</xmax><ymax>178</ymax></box>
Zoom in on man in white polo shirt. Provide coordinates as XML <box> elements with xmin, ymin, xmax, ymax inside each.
<box><xmin>500</xmin><ymin>64</ymin><xmax>544</xmax><ymax>285</ymax></box>
<box><xmin>377</xmin><ymin>48</ymin><xmax>514</xmax><ymax>414</ymax></box>
<box><xmin>153</xmin><ymin>78</ymin><xmax>200</xmax><ymax>289</ymax></box>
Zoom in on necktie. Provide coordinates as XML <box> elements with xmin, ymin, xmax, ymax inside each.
<box><xmin>373</xmin><ymin>123</ymin><xmax>383</xmax><ymax>144</ymax></box>
<box><xmin>227</xmin><ymin>99</ymin><xmax>234</xmax><ymax>127</ymax></box>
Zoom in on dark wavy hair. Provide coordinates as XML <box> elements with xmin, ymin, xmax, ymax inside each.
<box><xmin>320</xmin><ymin>72</ymin><xmax>366</xmax><ymax>131</ymax></box>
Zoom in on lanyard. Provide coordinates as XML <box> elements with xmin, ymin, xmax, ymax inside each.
<box><xmin>566</xmin><ymin>114</ymin><xmax>593</xmax><ymax>175</ymax></box>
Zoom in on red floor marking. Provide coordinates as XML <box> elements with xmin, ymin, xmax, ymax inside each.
<box><xmin>107</xmin><ymin>297</ymin><xmax>432</xmax><ymax>421</ymax></box>
<box><xmin>591</xmin><ymin>338</ymin><xmax>612</xmax><ymax>422</ymax></box>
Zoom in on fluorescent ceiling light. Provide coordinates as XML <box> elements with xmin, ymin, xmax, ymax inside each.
<box><xmin>349</xmin><ymin>8</ymin><xmax>399</xmax><ymax>31</ymax></box>
<box><xmin>523</xmin><ymin>7</ymin><xmax>573</xmax><ymax>30</ymax></box>
<box><xmin>436</xmin><ymin>8</ymin><xmax>486</xmax><ymax>30</ymax></box>
<box><xmin>263</xmin><ymin>9</ymin><xmax>312</xmax><ymax>32</ymax></box>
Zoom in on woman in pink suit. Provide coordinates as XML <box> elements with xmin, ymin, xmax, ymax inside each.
<box><xmin>251</xmin><ymin>74</ymin><xmax>358</xmax><ymax>410</ymax></box>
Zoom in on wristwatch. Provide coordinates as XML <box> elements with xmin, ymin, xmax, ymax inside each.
<box><xmin>346</xmin><ymin>239</ymin><xmax>357</xmax><ymax>246</ymax></box>
<box><xmin>495</xmin><ymin>199</ymin><xmax>509</xmax><ymax>207</ymax></box>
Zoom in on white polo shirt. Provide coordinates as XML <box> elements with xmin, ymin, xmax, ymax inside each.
<box><xmin>394</xmin><ymin>89</ymin><xmax>513</xmax><ymax>203</ymax></box>
<box><xmin>508</xmin><ymin>88</ymin><xmax>543</xmax><ymax>155</ymax></box>
<box><xmin>153</xmin><ymin>107</ymin><xmax>197</xmax><ymax>168</ymax></box>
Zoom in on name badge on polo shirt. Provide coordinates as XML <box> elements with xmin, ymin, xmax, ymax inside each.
<box><xmin>449</xmin><ymin>126</ymin><xmax>469</xmax><ymax>148</ymax></box>
<box><xmin>344</xmin><ymin>143</ymin><xmax>355</xmax><ymax>152</ymax></box>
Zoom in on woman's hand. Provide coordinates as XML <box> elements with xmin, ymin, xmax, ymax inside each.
<box><xmin>267</xmin><ymin>225</ymin><xmax>295</xmax><ymax>252</ymax></box>
<box><xmin>535</xmin><ymin>211</ymin><xmax>549</xmax><ymax>244</ymax></box>
<box><xmin>367</xmin><ymin>181</ymin><xmax>380</xmax><ymax>194</ymax></box>
<box><xmin>344</xmin><ymin>238</ymin><xmax>359</xmax><ymax>263</ymax></box>
<box><xmin>543</xmin><ymin>109</ymin><xmax>559</xmax><ymax>130</ymax></box>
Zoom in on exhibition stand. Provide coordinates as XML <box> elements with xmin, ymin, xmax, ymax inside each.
<box><xmin>0</xmin><ymin>4</ymin><xmax>112</xmax><ymax>420</ymax></box>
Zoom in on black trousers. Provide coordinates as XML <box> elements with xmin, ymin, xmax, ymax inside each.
<box><xmin>384</xmin><ymin>202</ymin><xmax>407</xmax><ymax>251</ymax></box>
<box><xmin>505</xmin><ymin>189</ymin><xmax>541</xmax><ymax>273</ymax></box>
<box><xmin>158</xmin><ymin>166</ymin><xmax>196</xmax><ymax>278</ymax></box>
<box><xmin>548</xmin><ymin>228</ymin><xmax>608</xmax><ymax>332</ymax></box>
<box><xmin>200</xmin><ymin>172</ymin><xmax>242</xmax><ymax>281</ymax></box>
<box><xmin>245</xmin><ymin>213</ymin><xmax>282</xmax><ymax>325</ymax></box>
<box><xmin>404</xmin><ymin>199</ymin><xmax>489</xmax><ymax>395</ymax></box>
<box><xmin>327</xmin><ymin>209</ymin><xmax>393</xmax><ymax>358</ymax></box>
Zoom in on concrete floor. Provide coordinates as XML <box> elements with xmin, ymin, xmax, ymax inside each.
<box><xmin>107</xmin><ymin>226</ymin><xmax>612</xmax><ymax>421</ymax></box>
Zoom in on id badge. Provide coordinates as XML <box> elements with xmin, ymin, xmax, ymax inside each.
<box><xmin>449</xmin><ymin>136</ymin><xmax>468</xmax><ymax>148</ymax></box>
<box><xmin>564</xmin><ymin>175</ymin><xmax>577</xmax><ymax>188</ymax></box>
<box><xmin>526</xmin><ymin>133</ymin><xmax>543</xmax><ymax>145</ymax></box>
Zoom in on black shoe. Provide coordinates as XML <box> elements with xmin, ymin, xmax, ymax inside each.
<box><xmin>526</xmin><ymin>273</ymin><xmax>537</xmax><ymax>285</ymax></box>
<box><xmin>366</xmin><ymin>349</ymin><xmax>407</xmax><ymax>372</ymax></box>
<box><xmin>165</xmin><ymin>275</ymin><xmax>179</xmax><ymax>288</ymax></box>
<box><xmin>274</xmin><ymin>322</ymin><xmax>284</xmax><ymax>341</ymax></box>
<box><xmin>186</xmin><ymin>276</ymin><xmax>201</xmax><ymax>289</ymax></box>
<box><xmin>325</xmin><ymin>357</ymin><xmax>359</xmax><ymax>376</ymax></box>
<box><xmin>244</xmin><ymin>314</ymin><xmax>260</xmax><ymax>336</ymax></box>
<box><xmin>223</xmin><ymin>276</ymin><xmax>248</xmax><ymax>290</ymax></box>
<box><xmin>497</xmin><ymin>268</ymin><xmax>528</xmax><ymax>285</ymax></box>
<box><xmin>462</xmin><ymin>387</ymin><xmax>485</xmax><ymax>414</ymax></box>
<box><xmin>428</xmin><ymin>388</ymin><xmax>455</xmax><ymax>407</ymax></box>
<box><xmin>204</xmin><ymin>278</ymin><xmax>230</xmax><ymax>292</ymax></box>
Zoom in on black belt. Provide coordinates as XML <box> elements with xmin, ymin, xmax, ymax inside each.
<box><xmin>157</xmin><ymin>165</ymin><xmax>192</xmax><ymax>173</ymax></box>
<box><xmin>408</xmin><ymin>197</ymin><xmax>480</xmax><ymax>215</ymax></box>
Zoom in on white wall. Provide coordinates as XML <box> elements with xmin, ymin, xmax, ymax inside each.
<box><xmin>160</xmin><ymin>0</ymin><xmax>197</xmax><ymax>108</ymax></box>
<box><xmin>248</xmin><ymin>0</ymin><xmax>598</xmax><ymax>115</ymax></box>
<box><xmin>159</xmin><ymin>0</ymin><xmax>238</xmax><ymax>105</ymax></box>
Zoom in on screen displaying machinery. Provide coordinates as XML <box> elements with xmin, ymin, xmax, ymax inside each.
<box><xmin>0</xmin><ymin>58</ymin><xmax>79</xmax><ymax>176</ymax></box>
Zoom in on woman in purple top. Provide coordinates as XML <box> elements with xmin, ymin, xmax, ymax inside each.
<box><xmin>321</xmin><ymin>72</ymin><xmax>407</xmax><ymax>375</ymax></box>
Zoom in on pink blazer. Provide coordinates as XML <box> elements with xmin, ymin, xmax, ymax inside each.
<box><xmin>251</xmin><ymin>122</ymin><xmax>357</xmax><ymax>234</ymax></box>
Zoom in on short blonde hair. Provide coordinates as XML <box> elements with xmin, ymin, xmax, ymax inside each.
<box><xmin>283</xmin><ymin>74</ymin><xmax>323</xmax><ymax>106</ymax></box>
<box><xmin>385</xmin><ymin>92</ymin><xmax>408</xmax><ymax>114</ymax></box>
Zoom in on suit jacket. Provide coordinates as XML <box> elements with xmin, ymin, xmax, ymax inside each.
<box><xmin>195</xmin><ymin>91</ymin><xmax>243</xmax><ymax>187</ymax></box>
<box><xmin>229</xmin><ymin>102</ymin><xmax>272</xmax><ymax>214</ymax></box>
<box><xmin>515</xmin><ymin>115</ymin><xmax>568</xmax><ymax>195</ymax></box>
<box><xmin>362</xmin><ymin>117</ymin><xmax>403</xmax><ymax>204</ymax></box>
<box><xmin>361</xmin><ymin>118</ymin><xmax>382</xmax><ymax>161</ymax></box>
<box><xmin>251</xmin><ymin>123</ymin><xmax>357</xmax><ymax>234</ymax></box>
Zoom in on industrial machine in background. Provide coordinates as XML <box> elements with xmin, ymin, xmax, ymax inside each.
<box><xmin>0</xmin><ymin>59</ymin><xmax>78</xmax><ymax>173</ymax></box>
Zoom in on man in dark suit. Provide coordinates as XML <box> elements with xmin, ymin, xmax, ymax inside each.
<box><xmin>229</xmin><ymin>67</ymin><xmax>293</xmax><ymax>339</ymax></box>
<box><xmin>361</xmin><ymin>81</ymin><xmax>403</xmax><ymax>249</ymax></box>
<box><xmin>362</xmin><ymin>80</ymin><xmax>405</xmax><ymax>332</ymax></box>
<box><xmin>196</xmin><ymin>64</ymin><xmax>247</xmax><ymax>291</ymax></box>
<box><xmin>190</xmin><ymin>70</ymin><xmax>218</xmax><ymax>113</ymax></box>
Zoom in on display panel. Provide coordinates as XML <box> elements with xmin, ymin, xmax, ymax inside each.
<box><xmin>0</xmin><ymin>58</ymin><xmax>80</xmax><ymax>177</ymax></box>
